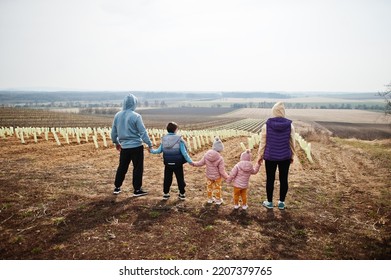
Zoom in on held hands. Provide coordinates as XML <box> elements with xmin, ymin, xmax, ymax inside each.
<box><xmin>255</xmin><ymin>155</ymin><xmax>292</xmax><ymax>164</ymax></box>
<box><xmin>146</xmin><ymin>145</ymin><xmax>154</xmax><ymax>153</ymax></box>
<box><xmin>257</xmin><ymin>155</ymin><xmax>263</xmax><ymax>165</ymax></box>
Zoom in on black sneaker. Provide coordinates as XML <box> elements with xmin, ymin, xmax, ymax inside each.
<box><xmin>133</xmin><ymin>189</ymin><xmax>148</xmax><ymax>197</ymax></box>
<box><xmin>113</xmin><ymin>187</ymin><xmax>121</xmax><ymax>195</ymax></box>
<box><xmin>178</xmin><ymin>193</ymin><xmax>186</xmax><ymax>200</ymax></box>
<box><xmin>162</xmin><ymin>193</ymin><xmax>170</xmax><ymax>200</ymax></box>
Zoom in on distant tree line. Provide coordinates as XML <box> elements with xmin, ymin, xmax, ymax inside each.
<box><xmin>79</xmin><ymin>108</ymin><xmax>119</xmax><ymax>115</ymax></box>
<box><xmin>13</xmin><ymin>101</ymin><xmax>120</xmax><ymax>108</ymax></box>
<box><xmin>1</xmin><ymin>90</ymin><xmax>386</xmax><ymax>113</ymax></box>
<box><xmin>0</xmin><ymin>91</ymin><xmax>291</xmax><ymax>104</ymax></box>
<box><xmin>222</xmin><ymin>92</ymin><xmax>291</xmax><ymax>99</ymax></box>
<box><xmin>79</xmin><ymin>100</ymin><xmax>169</xmax><ymax>115</ymax></box>
<box><xmin>7</xmin><ymin>99</ymin><xmax>169</xmax><ymax>111</ymax></box>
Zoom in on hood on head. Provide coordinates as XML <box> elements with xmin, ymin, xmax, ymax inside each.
<box><xmin>240</xmin><ymin>149</ymin><xmax>251</xmax><ymax>161</ymax></box>
<box><xmin>238</xmin><ymin>161</ymin><xmax>255</xmax><ymax>172</ymax></box>
<box><xmin>272</xmin><ymin>101</ymin><xmax>285</xmax><ymax>118</ymax></box>
<box><xmin>123</xmin><ymin>93</ymin><xmax>138</xmax><ymax>111</ymax></box>
<box><xmin>204</xmin><ymin>150</ymin><xmax>222</xmax><ymax>165</ymax></box>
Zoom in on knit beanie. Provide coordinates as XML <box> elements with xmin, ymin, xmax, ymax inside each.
<box><xmin>212</xmin><ymin>137</ymin><xmax>224</xmax><ymax>152</ymax></box>
<box><xmin>272</xmin><ymin>101</ymin><xmax>286</xmax><ymax>118</ymax></box>
<box><xmin>240</xmin><ymin>149</ymin><xmax>251</xmax><ymax>161</ymax></box>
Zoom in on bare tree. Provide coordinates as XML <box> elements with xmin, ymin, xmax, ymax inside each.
<box><xmin>378</xmin><ymin>82</ymin><xmax>391</xmax><ymax>115</ymax></box>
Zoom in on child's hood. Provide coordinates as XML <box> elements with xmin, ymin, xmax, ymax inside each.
<box><xmin>204</xmin><ymin>150</ymin><xmax>223</xmax><ymax>165</ymax></box>
<box><xmin>162</xmin><ymin>134</ymin><xmax>181</xmax><ymax>149</ymax></box>
<box><xmin>237</xmin><ymin>161</ymin><xmax>255</xmax><ymax>172</ymax></box>
<box><xmin>123</xmin><ymin>93</ymin><xmax>138</xmax><ymax>111</ymax></box>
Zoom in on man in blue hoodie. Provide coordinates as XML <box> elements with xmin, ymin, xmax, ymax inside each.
<box><xmin>111</xmin><ymin>93</ymin><xmax>153</xmax><ymax>196</ymax></box>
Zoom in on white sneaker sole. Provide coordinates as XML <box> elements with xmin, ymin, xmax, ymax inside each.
<box><xmin>133</xmin><ymin>193</ymin><xmax>147</xmax><ymax>197</ymax></box>
<box><xmin>263</xmin><ymin>203</ymin><xmax>273</xmax><ymax>209</ymax></box>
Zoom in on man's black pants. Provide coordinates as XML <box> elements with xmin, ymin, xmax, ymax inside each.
<box><xmin>114</xmin><ymin>145</ymin><xmax>144</xmax><ymax>191</ymax></box>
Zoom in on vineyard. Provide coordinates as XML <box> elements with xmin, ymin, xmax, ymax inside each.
<box><xmin>0</xmin><ymin>107</ymin><xmax>267</xmax><ymax>152</ymax></box>
<box><xmin>212</xmin><ymin>119</ymin><xmax>265</xmax><ymax>133</ymax></box>
<box><xmin>0</xmin><ymin>107</ymin><xmax>390</xmax><ymax>260</ymax></box>
<box><xmin>0</xmin><ymin>107</ymin><xmax>113</xmax><ymax>128</ymax></box>
<box><xmin>0</xmin><ymin>107</ymin><xmax>239</xmax><ymax>132</ymax></box>
<box><xmin>0</xmin><ymin>125</ymin><xmax>260</xmax><ymax>154</ymax></box>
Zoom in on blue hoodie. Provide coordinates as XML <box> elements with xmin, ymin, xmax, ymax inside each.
<box><xmin>111</xmin><ymin>94</ymin><xmax>152</xmax><ymax>149</ymax></box>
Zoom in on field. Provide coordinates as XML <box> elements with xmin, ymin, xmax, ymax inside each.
<box><xmin>220</xmin><ymin>108</ymin><xmax>391</xmax><ymax>139</ymax></box>
<box><xmin>221</xmin><ymin>108</ymin><xmax>390</xmax><ymax>124</ymax></box>
<box><xmin>0</xmin><ymin>107</ymin><xmax>238</xmax><ymax>131</ymax></box>
<box><xmin>171</xmin><ymin>95</ymin><xmax>385</xmax><ymax>110</ymax></box>
<box><xmin>0</xmin><ymin>107</ymin><xmax>390</xmax><ymax>260</ymax></box>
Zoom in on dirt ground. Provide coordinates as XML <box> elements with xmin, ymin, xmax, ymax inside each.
<box><xmin>315</xmin><ymin>121</ymin><xmax>391</xmax><ymax>140</ymax></box>
<box><xmin>0</xmin><ymin>129</ymin><xmax>390</xmax><ymax>260</ymax></box>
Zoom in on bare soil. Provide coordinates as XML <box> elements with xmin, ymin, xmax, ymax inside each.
<box><xmin>315</xmin><ymin>121</ymin><xmax>391</xmax><ymax>140</ymax></box>
<box><xmin>0</xmin><ymin>129</ymin><xmax>390</xmax><ymax>260</ymax></box>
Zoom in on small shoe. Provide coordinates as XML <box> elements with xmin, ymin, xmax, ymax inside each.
<box><xmin>215</xmin><ymin>199</ymin><xmax>223</xmax><ymax>205</ymax></box>
<box><xmin>278</xmin><ymin>201</ymin><xmax>285</xmax><ymax>210</ymax></box>
<box><xmin>133</xmin><ymin>189</ymin><xmax>148</xmax><ymax>197</ymax></box>
<box><xmin>113</xmin><ymin>187</ymin><xmax>121</xmax><ymax>195</ymax></box>
<box><xmin>162</xmin><ymin>193</ymin><xmax>170</xmax><ymax>200</ymax></box>
<box><xmin>178</xmin><ymin>193</ymin><xmax>186</xmax><ymax>200</ymax></box>
<box><xmin>262</xmin><ymin>200</ymin><xmax>273</xmax><ymax>209</ymax></box>
<box><xmin>207</xmin><ymin>199</ymin><xmax>214</xmax><ymax>204</ymax></box>
<box><xmin>234</xmin><ymin>205</ymin><xmax>240</xmax><ymax>210</ymax></box>
<box><xmin>242</xmin><ymin>205</ymin><xmax>248</xmax><ymax>210</ymax></box>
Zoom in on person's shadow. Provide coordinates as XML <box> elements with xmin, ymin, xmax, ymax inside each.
<box><xmin>51</xmin><ymin>196</ymin><xmax>133</xmax><ymax>244</ymax></box>
<box><xmin>50</xmin><ymin>195</ymin><xmax>178</xmax><ymax>244</ymax></box>
<box><xmin>193</xmin><ymin>202</ymin><xmax>222</xmax><ymax>228</ymax></box>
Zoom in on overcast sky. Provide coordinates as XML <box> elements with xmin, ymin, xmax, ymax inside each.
<box><xmin>0</xmin><ymin>0</ymin><xmax>390</xmax><ymax>92</ymax></box>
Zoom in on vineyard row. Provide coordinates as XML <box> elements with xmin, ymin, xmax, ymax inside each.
<box><xmin>0</xmin><ymin>126</ymin><xmax>261</xmax><ymax>153</ymax></box>
<box><xmin>1</xmin><ymin>125</ymin><xmax>313</xmax><ymax>162</ymax></box>
<box><xmin>212</xmin><ymin>118</ymin><xmax>266</xmax><ymax>133</ymax></box>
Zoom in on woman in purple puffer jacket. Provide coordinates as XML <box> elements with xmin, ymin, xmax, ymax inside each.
<box><xmin>257</xmin><ymin>101</ymin><xmax>296</xmax><ymax>210</ymax></box>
